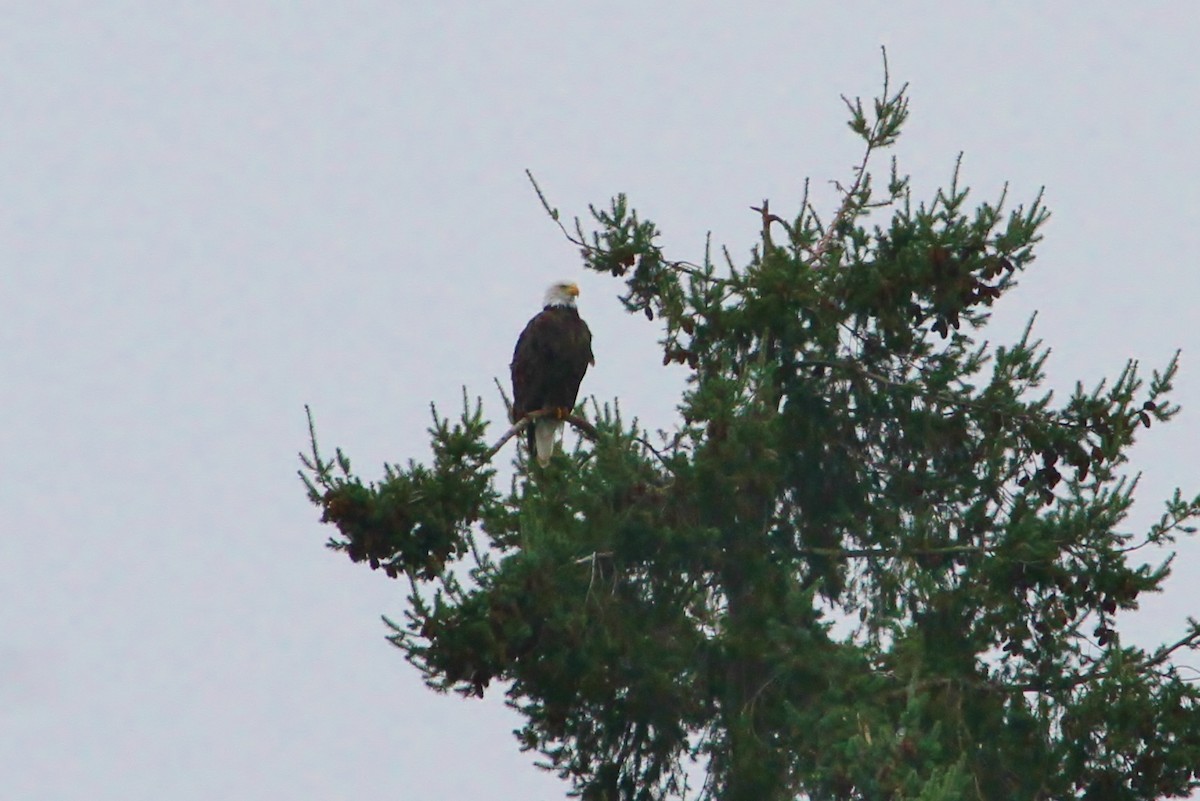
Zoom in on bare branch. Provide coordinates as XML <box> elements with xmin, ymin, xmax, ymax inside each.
<box><xmin>525</xmin><ymin>168</ymin><xmax>580</xmax><ymax>247</ymax></box>
<box><xmin>1146</xmin><ymin>621</ymin><xmax>1200</xmax><ymax>671</ymax></box>
<box><xmin>493</xmin><ymin>376</ymin><xmax>514</xmax><ymax>422</ymax></box>
<box><xmin>525</xmin><ymin>168</ymin><xmax>735</xmax><ymax>289</ymax></box>
<box><xmin>631</xmin><ymin>434</ymin><xmax>679</xmax><ymax>475</ymax></box>
<box><xmin>808</xmin><ymin>134</ymin><xmax>875</xmax><ymax>267</ymax></box>
<box><xmin>482</xmin><ymin>409</ymin><xmax>599</xmax><ymax>463</ymax></box>
<box><xmin>299</xmin><ymin>404</ymin><xmax>335</xmax><ymax>494</ymax></box>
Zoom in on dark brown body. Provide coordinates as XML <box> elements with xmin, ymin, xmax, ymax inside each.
<box><xmin>510</xmin><ymin>304</ymin><xmax>594</xmax><ymax>457</ymax></box>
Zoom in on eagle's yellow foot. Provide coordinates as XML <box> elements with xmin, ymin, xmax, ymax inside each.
<box><xmin>553</xmin><ymin>407</ymin><xmax>571</xmax><ymax>421</ymax></box>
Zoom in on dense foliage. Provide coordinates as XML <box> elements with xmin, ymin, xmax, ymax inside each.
<box><xmin>302</xmin><ymin>65</ymin><xmax>1200</xmax><ymax>801</ymax></box>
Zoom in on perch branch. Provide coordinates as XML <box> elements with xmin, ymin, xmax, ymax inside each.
<box><xmin>482</xmin><ymin>409</ymin><xmax>599</xmax><ymax>463</ymax></box>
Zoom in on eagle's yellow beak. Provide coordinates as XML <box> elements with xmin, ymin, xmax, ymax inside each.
<box><xmin>567</xmin><ymin>283</ymin><xmax>580</xmax><ymax>297</ymax></box>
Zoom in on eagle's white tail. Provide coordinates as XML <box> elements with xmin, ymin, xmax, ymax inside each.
<box><xmin>534</xmin><ymin>419</ymin><xmax>563</xmax><ymax>466</ymax></box>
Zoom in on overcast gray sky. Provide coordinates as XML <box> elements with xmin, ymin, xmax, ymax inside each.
<box><xmin>3</xmin><ymin>4</ymin><xmax>1198</xmax><ymax>800</ymax></box>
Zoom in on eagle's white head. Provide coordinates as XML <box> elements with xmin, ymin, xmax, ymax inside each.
<box><xmin>544</xmin><ymin>281</ymin><xmax>580</xmax><ymax>308</ymax></box>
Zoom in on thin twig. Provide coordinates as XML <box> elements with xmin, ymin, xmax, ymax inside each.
<box><xmin>808</xmin><ymin>131</ymin><xmax>875</xmax><ymax>267</ymax></box>
<box><xmin>524</xmin><ymin>168</ymin><xmax>735</xmax><ymax>288</ymax></box>
<box><xmin>525</xmin><ymin>168</ymin><xmax>581</xmax><ymax>248</ymax></box>
<box><xmin>808</xmin><ymin>47</ymin><xmax>907</xmax><ymax>267</ymax></box>
<box><xmin>300</xmin><ymin>404</ymin><xmax>334</xmax><ymax>491</ymax></box>
<box><xmin>493</xmin><ymin>377</ymin><xmax>514</xmax><ymax>422</ymax></box>
<box><xmin>1146</xmin><ymin>623</ymin><xmax>1200</xmax><ymax>670</ymax></box>
<box><xmin>632</xmin><ymin>434</ymin><xmax>678</xmax><ymax>474</ymax></box>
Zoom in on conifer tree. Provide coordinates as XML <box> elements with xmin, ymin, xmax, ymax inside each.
<box><xmin>301</xmin><ymin>60</ymin><xmax>1200</xmax><ymax>801</ymax></box>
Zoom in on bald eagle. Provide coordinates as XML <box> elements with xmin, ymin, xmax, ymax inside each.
<box><xmin>510</xmin><ymin>281</ymin><xmax>594</xmax><ymax>466</ymax></box>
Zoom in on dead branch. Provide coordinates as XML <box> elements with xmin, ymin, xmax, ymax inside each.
<box><xmin>524</xmin><ymin>168</ymin><xmax>735</xmax><ymax>289</ymax></box>
<box><xmin>493</xmin><ymin>377</ymin><xmax>514</xmax><ymax>422</ymax></box>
